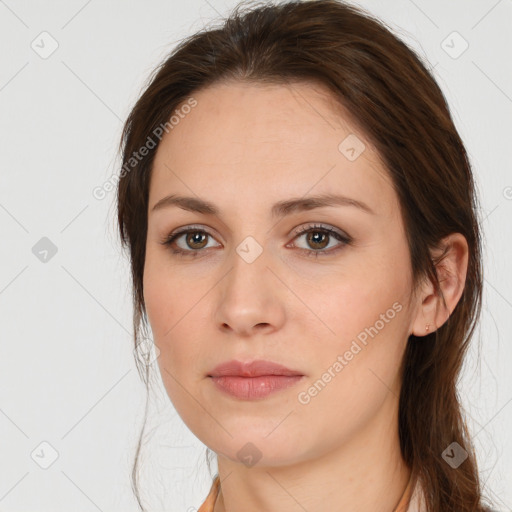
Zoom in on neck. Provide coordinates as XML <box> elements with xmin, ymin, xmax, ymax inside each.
<box><xmin>213</xmin><ymin>392</ymin><xmax>411</xmax><ymax>512</ymax></box>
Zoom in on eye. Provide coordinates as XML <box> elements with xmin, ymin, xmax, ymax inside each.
<box><xmin>288</xmin><ymin>223</ymin><xmax>352</xmax><ymax>258</ymax></box>
<box><xmin>159</xmin><ymin>225</ymin><xmax>220</xmax><ymax>258</ymax></box>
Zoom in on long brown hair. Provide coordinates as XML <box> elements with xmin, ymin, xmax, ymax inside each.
<box><xmin>116</xmin><ymin>1</ymin><xmax>490</xmax><ymax>509</ymax></box>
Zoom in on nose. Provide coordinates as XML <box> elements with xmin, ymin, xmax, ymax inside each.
<box><xmin>214</xmin><ymin>246</ymin><xmax>286</xmax><ymax>338</ymax></box>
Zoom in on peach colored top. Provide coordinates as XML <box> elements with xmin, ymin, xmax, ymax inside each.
<box><xmin>198</xmin><ymin>472</ymin><xmax>425</xmax><ymax>512</ymax></box>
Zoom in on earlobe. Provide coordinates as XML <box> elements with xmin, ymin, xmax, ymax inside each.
<box><xmin>410</xmin><ymin>233</ymin><xmax>469</xmax><ymax>337</ymax></box>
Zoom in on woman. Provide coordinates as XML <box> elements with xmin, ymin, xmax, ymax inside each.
<box><xmin>116</xmin><ymin>0</ymin><xmax>497</xmax><ymax>510</ymax></box>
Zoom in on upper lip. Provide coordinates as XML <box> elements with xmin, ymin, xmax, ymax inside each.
<box><xmin>208</xmin><ymin>359</ymin><xmax>304</xmax><ymax>378</ymax></box>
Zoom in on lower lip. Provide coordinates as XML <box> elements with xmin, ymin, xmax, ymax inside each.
<box><xmin>209</xmin><ymin>375</ymin><xmax>304</xmax><ymax>400</ymax></box>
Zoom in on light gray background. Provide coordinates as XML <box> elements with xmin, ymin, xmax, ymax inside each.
<box><xmin>0</xmin><ymin>0</ymin><xmax>511</xmax><ymax>510</ymax></box>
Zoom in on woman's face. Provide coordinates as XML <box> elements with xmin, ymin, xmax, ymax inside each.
<box><xmin>144</xmin><ymin>80</ymin><xmax>418</xmax><ymax>467</ymax></box>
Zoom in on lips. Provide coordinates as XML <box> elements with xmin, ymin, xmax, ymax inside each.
<box><xmin>208</xmin><ymin>359</ymin><xmax>304</xmax><ymax>400</ymax></box>
<box><xmin>208</xmin><ymin>359</ymin><xmax>303</xmax><ymax>378</ymax></box>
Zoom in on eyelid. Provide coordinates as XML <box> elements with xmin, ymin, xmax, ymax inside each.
<box><xmin>162</xmin><ymin>223</ymin><xmax>218</xmax><ymax>239</ymax></box>
<box><xmin>290</xmin><ymin>223</ymin><xmax>349</xmax><ymax>239</ymax></box>
<box><xmin>162</xmin><ymin>222</ymin><xmax>347</xmax><ymax>240</ymax></box>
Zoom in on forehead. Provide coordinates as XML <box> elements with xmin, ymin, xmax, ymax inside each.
<box><xmin>149</xmin><ymin>80</ymin><xmax>395</xmax><ymax>218</ymax></box>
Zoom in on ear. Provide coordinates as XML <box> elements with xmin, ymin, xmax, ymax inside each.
<box><xmin>410</xmin><ymin>233</ymin><xmax>469</xmax><ymax>337</ymax></box>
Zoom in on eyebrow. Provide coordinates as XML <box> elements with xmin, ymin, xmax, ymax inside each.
<box><xmin>150</xmin><ymin>193</ymin><xmax>375</xmax><ymax>218</ymax></box>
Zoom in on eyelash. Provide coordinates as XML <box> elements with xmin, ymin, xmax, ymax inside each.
<box><xmin>159</xmin><ymin>223</ymin><xmax>352</xmax><ymax>259</ymax></box>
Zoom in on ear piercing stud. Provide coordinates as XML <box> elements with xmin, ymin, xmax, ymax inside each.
<box><xmin>425</xmin><ymin>324</ymin><xmax>430</xmax><ymax>332</ymax></box>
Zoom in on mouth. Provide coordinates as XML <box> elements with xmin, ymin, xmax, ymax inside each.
<box><xmin>208</xmin><ymin>359</ymin><xmax>305</xmax><ymax>400</ymax></box>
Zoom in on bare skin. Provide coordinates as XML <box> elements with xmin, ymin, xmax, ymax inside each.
<box><xmin>143</xmin><ymin>80</ymin><xmax>468</xmax><ymax>512</ymax></box>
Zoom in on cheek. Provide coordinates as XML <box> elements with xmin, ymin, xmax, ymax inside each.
<box><xmin>297</xmin><ymin>260</ymin><xmax>410</xmax><ymax>406</ymax></box>
<box><xmin>143</xmin><ymin>247</ymin><xmax>192</xmax><ymax>339</ymax></box>
<box><xmin>143</xmin><ymin>256</ymin><xmax>210</xmax><ymax>400</ymax></box>
<box><xmin>143</xmin><ymin>259</ymin><xmax>185</xmax><ymax>378</ymax></box>
<box><xmin>143</xmin><ymin>278</ymin><xmax>193</xmax><ymax>363</ymax></box>
<box><xmin>144</xmin><ymin>277</ymin><xmax>205</xmax><ymax>424</ymax></box>
<box><xmin>290</xmin><ymin>289</ymin><xmax>408</xmax><ymax>455</ymax></box>
<box><xmin>300</xmin><ymin>254</ymin><xmax>409</xmax><ymax>351</ymax></box>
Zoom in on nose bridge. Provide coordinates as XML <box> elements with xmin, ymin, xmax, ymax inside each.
<box><xmin>226</xmin><ymin>234</ymin><xmax>271</xmax><ymax>300</ymax></box>
<box><xmin>214</xmin><ymin>234</ymin><xmax>285</xmax><ymax>334</ymax></box>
